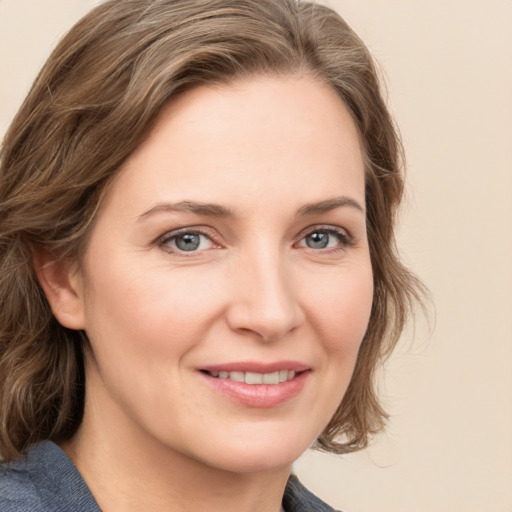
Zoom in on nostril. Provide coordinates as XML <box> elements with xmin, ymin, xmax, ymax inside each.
<box><xmin>224</xmin><ymin>264</ymin><xmax>304</xmax><ymax>342</ymax></box>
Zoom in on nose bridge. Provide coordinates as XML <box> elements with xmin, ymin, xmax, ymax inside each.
<box><xmin>227</xmin><ymin>241</ymin><xmax>302</xmax><ymax>341</ymax></box>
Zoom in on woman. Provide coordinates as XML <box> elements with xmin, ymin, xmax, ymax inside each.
<box><xmin>0</xmin><ymin>1</ymin><xmax>422</xmax><ymax>510</ymax></box>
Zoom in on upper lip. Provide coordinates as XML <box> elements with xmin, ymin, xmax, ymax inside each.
<box><xmin>200</xmin><ymin>361</ymin><xmax>310</xmax><ymax>374</ymax></box>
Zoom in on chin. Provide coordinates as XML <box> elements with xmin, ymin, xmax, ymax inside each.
<box><xmin>183</xmin><ymin>425</ymin><xmax>316</xmax><ymax>475</ymax></box>
<box><xmin>204</xmin><ymin>447</ymin><xmax>303</xmax><ymax>475</ymax></box>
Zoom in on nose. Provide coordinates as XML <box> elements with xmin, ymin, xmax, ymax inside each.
<box><xmin>225</xmin><ymin>248</ymin><xmax>304</xmax><ymax>342</ymax></box>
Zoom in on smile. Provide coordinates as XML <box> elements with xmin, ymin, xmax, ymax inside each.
<box><xmin>203</xmin><ymin>370</ymin><xmax>297</xmax><ymax>385</ymax></box>
<box><xmin>199</xmin><ymin>365</ymin><xmax>310</xmax><ymax>408</ymax></box>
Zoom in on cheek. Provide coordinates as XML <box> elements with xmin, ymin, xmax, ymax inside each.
<box><xmin>80</xmin><ymin>266</ymin><xmax>216</xmax><ymax>420</ymax></box>
<box><xmin>82</xmin><ymin>259</ymin><xmax>226</xmax><ymax>362</ymax></box>
<box><xmin>307</xmin><ymin>263</ymin><xmax>374</xmax><ymax>354</ymax></box>
<box><xmin>295</xmin><ymin>262</ymin><xmax>373</xmax><ymax>438</ymax></box>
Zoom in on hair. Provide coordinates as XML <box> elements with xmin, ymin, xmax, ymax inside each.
<box><xmin>0</xmin><ymin>0</ymin><xmax>424</xmax><ymax>463</ymax></box>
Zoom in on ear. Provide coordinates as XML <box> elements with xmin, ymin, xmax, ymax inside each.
<box><xmin>33</xmin><ymin>248</ymin><xmax>86</xmax><ymax>330</ymax></box>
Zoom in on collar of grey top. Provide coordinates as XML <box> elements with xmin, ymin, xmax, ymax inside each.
<box><xmin>0</xmin><ymin>441</ymin><xmax>340</xmax><ymax>512</ymax></box>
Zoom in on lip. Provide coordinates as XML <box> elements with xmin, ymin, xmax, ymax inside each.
<box><xmin>200</xmin><ymin>360</ymin><xmax>310</xmax><ymax>374</ymax></box>
<box><xmin>198</xmin><ymin>361</ymin><xmax>311</xmax><ymax>408</ymax></box>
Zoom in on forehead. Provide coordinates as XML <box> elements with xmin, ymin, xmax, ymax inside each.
<box><xmin>103</xmin><ymin>74</ymin><xmax>365</xmax><ymax>216</ymax></box>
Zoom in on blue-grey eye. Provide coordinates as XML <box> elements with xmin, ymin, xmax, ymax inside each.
<box><xmin>162</xmin><ymin>231</ymin><xmax>215</xmax><ymax>253</ymax></box>
<box><xmin>305</xmin><ymin>231</ymin><xmax>330</xmax><ymax>249</ymax></box>
<box><xmin>175</xmin><ymin>233</ymin><xmax>201</xmax><ymax>251</ymax></box>
<box><xmin>300</xmin><ymin>229</ymin><xmax>349</xmax><ymax>250</ymax></box>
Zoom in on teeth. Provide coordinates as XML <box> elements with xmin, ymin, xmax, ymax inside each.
<box><xmin>262</xmin><ymin>371</ymin><xmax>280</xmax><ymax>384</ymax></box>
<box><xmin>207</xmin><ymin>370</ymin><xmax>298</xmax><ymax>385</ymax></box>
<box><xmin>229</xmin><ymin>371</ymin><xmax>245</xmax><ymax>383</ymax></box>
<box><xmin>245</xmin><ymin>372</ymin><xmax>263</xmax><ymax>384</ymax></box>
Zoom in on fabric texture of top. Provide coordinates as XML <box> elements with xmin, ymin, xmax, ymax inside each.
<box><xmin>0</xmin><ymin>441</ymin><xmax>340</xmax><ymax>511</ymax></box>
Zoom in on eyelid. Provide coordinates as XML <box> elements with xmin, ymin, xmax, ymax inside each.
<box><xmin>157</xmin><ymin>226</ymin><xmax>221</xmax><ymax>255</ymax></box>
<box><xmin>295</xmin><ymin>224</ymin><xmax>355</xmax><ymax>249</ymax></box>
<box><xmin>155</xmin><ymin>224</ymin><xmax>355</xmax><ymax>256</ymax></box>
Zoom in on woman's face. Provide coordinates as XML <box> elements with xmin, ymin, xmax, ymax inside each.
<box><xmin>72</xmin><ymin>75</ymin><xmax>373</xmax><ymax>473</ymax></box>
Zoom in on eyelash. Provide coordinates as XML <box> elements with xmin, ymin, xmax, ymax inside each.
<box><xmin>157</xmin><ymin>225</ymin><xmax>354</xmax><ymax>256</ymax></box>
<box><xmin>295</xmin><ymin>225</ymin><xmax>354</xmax><ymax>253</ymax></box>
<box><xmin>157</xmin><ymin>227</ymin><xmax>219</xmax><ymax>256</ymax></box>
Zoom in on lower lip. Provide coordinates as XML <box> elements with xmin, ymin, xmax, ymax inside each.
<box><xmin>200</xmin><ymin>371</ymin><xmax>310</xmax><ymax>408</ymax></box>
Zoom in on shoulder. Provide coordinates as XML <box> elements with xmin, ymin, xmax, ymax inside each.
<box><xmin>0</xmin><ymin>456</ymin><xmax>45</xmax><ymax>512</ymax></box>
<box><xmin>1</xmin><ymin>441</ymin><xmax>100</xmax><ymax>512</ymax></box>
<box><xmin>283</xmin><ymin>473</ymin><xmax>342</xmax><ymax>512</ymax></box>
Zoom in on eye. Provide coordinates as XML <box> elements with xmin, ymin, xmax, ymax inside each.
<box><xmin>297</xmin><ymin>227</ymin><xmax>353</xmax><ymax>251</ymax></box>
<box><xmin>159</xmin><ymin>229</ymin><xmax>216</xmax><ymax>253</ymax></box>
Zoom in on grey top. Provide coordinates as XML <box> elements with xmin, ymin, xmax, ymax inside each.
<box><xmin>0</xmin><ymin>441</ymin><xmax>340</xmax><ymax>511</ymax></box>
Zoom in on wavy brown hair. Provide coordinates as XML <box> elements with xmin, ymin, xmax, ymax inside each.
<box><xmin>0</xmin><ymin>0</ymin><xmax>424</xmax><ymax>462</ymax></box>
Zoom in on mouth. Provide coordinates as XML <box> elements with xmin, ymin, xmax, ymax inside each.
<box><xmin>200</xmin><ymin>369</ymin><xmax>299</xmax><ymax>385</ymax></box>
<box><xmin>198</xmin><ymin>363</ymin><xmax>310</xmax><ymax>407</ymax></box>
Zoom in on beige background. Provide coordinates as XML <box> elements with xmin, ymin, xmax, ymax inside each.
<box><xmin>1</xmin><ymin>1</ymin><xmax>511</xmax><ymax>511</ymax></box>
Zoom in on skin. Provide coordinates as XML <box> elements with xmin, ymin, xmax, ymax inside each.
<box><xmin>38</xmin><ymin>75</ymin><xmax>374</xmax><ymax>512</ymax></box>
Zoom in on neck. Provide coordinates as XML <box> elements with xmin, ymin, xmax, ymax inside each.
<box><xmin>62</xmin><ymin>399</ymin><xmax>291</xmax><ymax>512</ymax></box>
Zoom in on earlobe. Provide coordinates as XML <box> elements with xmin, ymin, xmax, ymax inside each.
<box><xmin>33</xmin><ymin>248</ymin><xmax>86</xmax><ymax>330</ymax></box>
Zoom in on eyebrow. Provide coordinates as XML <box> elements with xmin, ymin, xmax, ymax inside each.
<box><xmin>137</xmin><ymin>201</ymin><xmax>235</xmax><ymax>222</ymax></box>
<box><xmin>296</xmin><ymin>196</ymin><xmax>365</xmax><ymax>216</ymax></box>
<box><xmin>137</xmin><ymin>195</ymin><xmax>364</xmax><ymax>223</ymax></box>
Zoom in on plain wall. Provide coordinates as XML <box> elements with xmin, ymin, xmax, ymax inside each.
<box><xmin>1</xmin><ymin>1</ymin><xmax>511</xmax><ymax>511</ymax></box>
